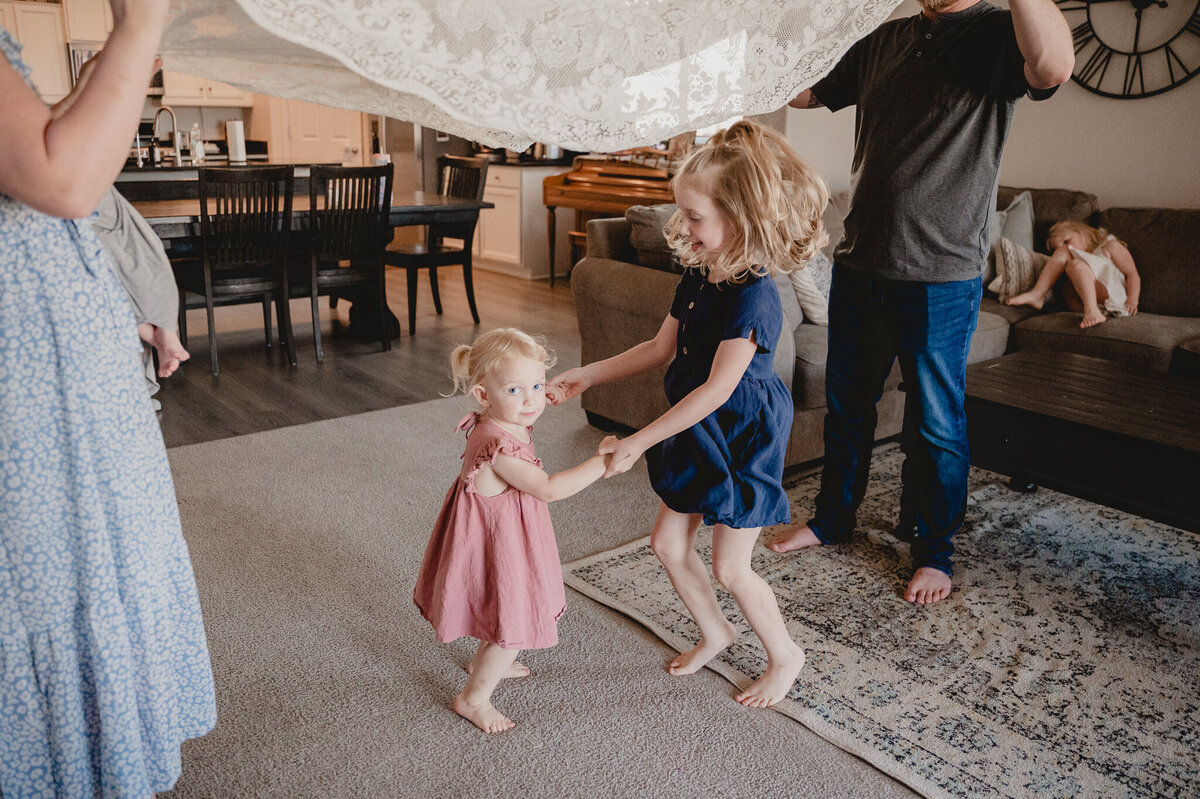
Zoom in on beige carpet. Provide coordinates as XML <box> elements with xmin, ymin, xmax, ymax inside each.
<box><xmin>161</xmin><ymin>397</ymin><xmax>920</xmax><ymax>799</ymax></box>
<box><xmin>565</xmin><ymin>444</ymin><xmax>1200</xmax><ymax>799</ymax></box>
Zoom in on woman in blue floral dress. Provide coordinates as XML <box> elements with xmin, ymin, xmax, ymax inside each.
<box><xmin>0</xmin><ymin>2</ymin><xmax>215</xmax><ymax>796</ymax></box>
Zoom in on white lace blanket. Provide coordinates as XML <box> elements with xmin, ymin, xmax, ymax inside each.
<box><xmin>160</xmin><ymin>0</ymin><xmax>901</xmax><ymax>150</ymax></box>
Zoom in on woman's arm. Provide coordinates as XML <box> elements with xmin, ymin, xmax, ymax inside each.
<box><xmin>601</xmin><ymin>335</ymin><xmax>758</xmax><ymax>477</ymax></box>
<box><xmin>0</xmin><ymin>0</ymin><xmax>168</xmax><ymax>218</ymax></box>
<box><xmin>545</xmin><ymin>314</ymin><xmax>678</xmax><ymax>404</ymax></box>
<box><xmin>488</xmin><ymin>451</ymin><xmax>612</xmax><ymax>504</ymax></box>
<box><xmin>1104</xmin><ymin>239</ymin><xmax>1140</xmax><ymax>314</ymax></box>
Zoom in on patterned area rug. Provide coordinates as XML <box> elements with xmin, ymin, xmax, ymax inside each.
<box><xmin>563</xmin><ymin>444</ymin><xmax>1200</xmax><ymax>799</ymax></box>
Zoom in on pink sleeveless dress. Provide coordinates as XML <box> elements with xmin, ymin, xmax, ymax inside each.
<box><xmin>413</xmin><ymin>413</ymin><xmax>566</xmax><ymax>650</ymax></box>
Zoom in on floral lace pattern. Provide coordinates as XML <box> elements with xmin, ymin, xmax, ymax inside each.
<box><xmin>160</xmin><ymin>0</ymin><xmax>902</xmax><ymax>149</ymax></box>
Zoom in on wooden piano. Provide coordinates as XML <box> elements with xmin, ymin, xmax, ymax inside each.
<box><xmin>543</xmin><ymin>155</ymin><xmax>674</xmax><ymax>284</ymax></box>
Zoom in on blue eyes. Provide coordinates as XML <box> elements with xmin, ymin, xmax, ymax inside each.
<box><xmin>534</xmin><ymin>383</ymin><xmax>543</xmax><ymax>391</ymax></box>
<box><xmin>505</xmin><ymin>384</ymin><xmax>544</xmax><ymax>395</ymax></box>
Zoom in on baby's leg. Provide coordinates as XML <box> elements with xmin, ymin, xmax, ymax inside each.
<box><xmin>454</xmin><ymin>641</ymin><xmax>519</xmax><ymax>733</ymax></box>
<box><xmin>1006</xmin><ymin>249</ymin><xmax>1069</xmax><ymax>309</ymax></box>
<box><xmin>711</xmin><ymin>525</ymin><xmax>805</xmax><ymax>708</ymax></box>
<box><xmin>1064</xmin><ymin>260</ymin><xmax>1107</xmax><ymax>328</ymax></box>
<box><xmin>466</xmin><ymin>659</ymin><xmax>530</xmax><ymax>679</ymax></box>
<box><xmin>650</xmin><ymin>503</ymin><xmax>737</xmax><ymax>675</ymax></box>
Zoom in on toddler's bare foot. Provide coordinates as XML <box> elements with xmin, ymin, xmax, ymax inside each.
<box><xmin>735</xmin><ymin>644</ymin><xmax>805</xmax><ymax>708</ymax></box>
<box><xmin>453</xmin><ymin>693</ymin><xmax>515</xmax><ymax>734</ymax></box>
<box><xmin>467</xmin><ymin>660</ymin><xmax>530</xmax><ymax>679</ymax></box>
<box><xmin>905</xmin><ymin>567</ymin><xmax>952</xmax><ymax>604</ymax></box>
<box><xmin>668</xmin><ymin>621</ymin><xmax>737</xmax><ymax>675</ymax></box>
<box><xmin>1080</xmin><ymin>308</ymin><xmax>1106</xmax><ymax>328</ymax></box>
<box><xmin>1005</xmin><ymin>290</ymin><xmax>1044</xmax><ymax>310</ymax></box>
<box><xmin>150</xmin><ymin>326</ymin><xmax>190</xmax><ymax>377</ymax></box>
<box><xmin>768</xmin><ymin>524</ymin><xmax>821</xmax><ymax>553</ymax></box>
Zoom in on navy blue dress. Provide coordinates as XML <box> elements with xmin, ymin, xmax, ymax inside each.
<box><xmin>647</xmin><ymin>268</ymin><xmax>793</xmax><ymax>529</ymax></box>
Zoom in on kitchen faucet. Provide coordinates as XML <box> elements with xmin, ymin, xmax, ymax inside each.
<box><xmin>153</xmin><ymin>105</ymin><xmax>182</xmax><ymax>166</ymax></box>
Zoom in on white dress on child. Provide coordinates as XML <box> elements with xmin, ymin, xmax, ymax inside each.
<box><xmin>1068</xmin><ymin>236</ymin><xmax>1128</xmax><ymax>316</ymax></box>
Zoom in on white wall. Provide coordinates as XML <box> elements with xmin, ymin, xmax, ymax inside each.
<box><xmin>785</xmin><ymin>0</ymin><xmax>1200</xmax><ymax>210</ymax></box>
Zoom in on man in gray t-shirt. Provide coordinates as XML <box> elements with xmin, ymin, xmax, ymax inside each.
<box><xmin>769</xmin><ymin>0</ymin><xmax>1073</xmax><ymax>604</ymax></box>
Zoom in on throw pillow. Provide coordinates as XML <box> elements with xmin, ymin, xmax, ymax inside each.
<box><xmin>985</xmin><ymin>191</ymin><xmax>1035</xmax><ymax>290</ymax></box>
<box><xmin>626</xmin><ymin>204</ymin><xmax>679</xmax><ymax>272</ymax></box>
<box><xmin>789</xmin><ymin>254</ymin><xmax>830</xmax><ymax>326</ymax></box>
<box><xmin>987</xmin><ymin>236</ymin><xmax>1050</xmax><ymax>303</ymax></box>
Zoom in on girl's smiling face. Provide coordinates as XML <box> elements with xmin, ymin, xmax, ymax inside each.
<box><xmin>473</xmin><ymin>355</ymin><xmax>547</xmax><ymax>434</ymax></box>
<box><xmin>673</xmin><ymin>172</ymin><xmax>734</xmax><ymax>265</ymax></box>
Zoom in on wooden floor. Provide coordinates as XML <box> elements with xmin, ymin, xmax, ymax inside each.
<box><xmin>158</xmin><ymin>267</ymin><xmax>580</xmax><ymax>448</ymax></box>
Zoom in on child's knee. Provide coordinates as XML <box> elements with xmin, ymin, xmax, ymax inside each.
<box><xmin>651</xmin><ymin>534</ymin><xmax>689</xmax><ymax>567</ymax></box>
<box><xmin>711</xmin><ymin>558</ymin><xmax>754</xmax><ymax>592</ymax></box>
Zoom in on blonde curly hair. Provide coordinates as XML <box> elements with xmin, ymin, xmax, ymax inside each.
<box><xmin>1046</xmin><ymin>220</ymin><xmax>1122</xmax><ymax>252</ymax></box>
<box><xmin>447</xmin><ymin>327</ymin><xmax>557</xmax><ymax>398</ymax></box>
<box><xmin>665</xmin><ymin>119</ymin><xmax>829</xmax><ymax>283</ymax></box>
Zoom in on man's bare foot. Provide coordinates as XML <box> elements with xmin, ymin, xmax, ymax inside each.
<box><xmin>468</xmin><ymin>660</ymin><xmax>530</xmax><ymax>679</ymax></box>
<box><xmin>904</xmin><ymin>567</ymin><xmax>952</xmax><ymax>604</ymax></box>
<box><xmin>452</xmin><ymin>693</ymin><xmax>515</xmax><ymax>734</ymax></box>
<box><xmin>768</xmin><ymin>524</ymin><xmax>821</xmax><ymax>553</ymax></box>
<box><xmin>1005</xmin><ymin>290</ymin><xmax>1044</xmax><ymax>310</ymax></box>
<box><xmin>150</xmin><ymin>326</ymin><xmax>190</xmax><ymax>377</ymax></box>
<box><xmin>668</xmin><ymin>621</ymin><xmax>737</xmax><ymax>675</ymax></box>
<box><xmin>735</xmin><ymin>644</ymin><xmax>805</xmax><ymax>708</ymax></box>
<box><xmin>1080</xmin><ymin>308</ymin><xmax>1106</xmax><ymax>328</ymax></box>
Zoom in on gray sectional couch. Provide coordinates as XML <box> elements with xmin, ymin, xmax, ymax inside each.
<box><xmin>570</xmin><ymin>186</ymin><xmax>1200</xmax><ymax>469</ymax></box>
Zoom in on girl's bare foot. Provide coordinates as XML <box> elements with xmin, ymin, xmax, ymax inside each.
<box><xmin>1080</xmin><ymin>308</ymin><xmax>1106</xmax><ymax>328</ymax></box>
<box><xmin>668</xmin><ymin>621</ymin><xmax>737</xmax><ymax>675</ymax></box>
<box><xmin>467</xmin><ymin>660</ymin><xmax>530</xmax><ymax>679</ymax></box>
<box><xmin>904</xmin><ymin>567</ymin><xmax>952</xmax><ymax>604</ymax></box>
<box><xmin>768</xmin><ymin>524</ymin><xmax>820</xmax><ymax>553</ymax></box>
<box><xmin>452</xmin><ymin>693</ymin><xmax>515</xmax><ymax>734</ymax></box>
<box><xmin>735</xmin><ymin>644</ymin><xmax>805</xmax><ymax>708</ymax></box>
<box><xmin>1005</xmin><ymin>290</ymin><xmax>1044</xmax><ymax>310</ymax></box>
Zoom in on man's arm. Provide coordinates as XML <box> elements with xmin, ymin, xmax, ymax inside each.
<box><xmin>1010</xmin><ymin>0</ymin><xmax>1074</xmax><ymax>89</ymax></box>
<box><xmin>787</xmin><ymin>89</ymin><xmax>825</xmax><ymax>110</ymax></box>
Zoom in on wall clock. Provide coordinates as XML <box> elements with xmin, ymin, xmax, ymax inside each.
<box><xmin>1054</xmin><ymin>0</ymin><xmax>1200</xmax><ymax>98</ymax></box>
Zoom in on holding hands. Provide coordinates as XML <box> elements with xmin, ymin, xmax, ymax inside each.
<box><xmin>545</xmin><ymin>366</ymin><xmax>591</xmax><ymax>406</ymax></box>
<box><xmin>598</xmin><ymin>434</ymin><xmax>647</xmax><ymax>478</ymax></box>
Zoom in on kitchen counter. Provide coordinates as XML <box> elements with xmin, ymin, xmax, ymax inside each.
<box><xmin>116</xmin><ymin>162</ymin><xmax>340</xmax><ymax>201</ymax></box>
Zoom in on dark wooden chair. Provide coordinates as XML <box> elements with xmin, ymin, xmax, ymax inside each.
<box><xmin>386</xmin><ymin>154</ymin><xmax>488</xmax><ymax>334</ymax></box>
<box><xmin>177</xmin><ymin>166</ymin><xmax>297</xmax><ymax>376</ymax></box>
<box><xmin>297</xmin><ymin>164</ymin><xmax>394</xmax><ymax>361</ymax></box>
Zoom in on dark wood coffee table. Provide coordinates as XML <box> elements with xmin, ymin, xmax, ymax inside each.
<box><xmin>965</xmin><ymin>350</ymin><xmax>1200</xmax><ymax>532</ymax></box>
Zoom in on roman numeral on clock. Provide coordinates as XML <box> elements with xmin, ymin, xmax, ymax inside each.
<box><xmin>1078</xmin><ymin>42</ymin><xmax>1114</xmax><ymax>85</ymax></box>
<box><xmin>1071</xmin><ymin>20</ymin><xmax>1094</xmax><ymax>51</ymax></box>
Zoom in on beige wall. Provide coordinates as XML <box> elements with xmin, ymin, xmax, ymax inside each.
<box><xmin>785</xmin><ymin>0</ymin><xmax>1200</xmax><ymax>210</ymax></box>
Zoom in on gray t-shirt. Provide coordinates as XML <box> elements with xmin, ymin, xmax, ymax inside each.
<box><xmin>812</xmin><ymin>2</ymin><xmax>1055</xmax><ymax>282</ymax></box>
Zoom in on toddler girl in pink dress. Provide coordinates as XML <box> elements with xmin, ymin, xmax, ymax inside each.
<box><xmin>414</xmin><ymin>328</ymin><xmax>612</xmax><ymax>733</ymax></box>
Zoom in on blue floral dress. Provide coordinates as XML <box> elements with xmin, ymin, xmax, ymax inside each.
<box><xmin>0</xmin><ymin>30</ymin><xmax>215</xmax><ymax>799</ymax></box>
<box><xmin>646</xmin><ymin>268</ymin><xmax>793</xmax><ymax>529</ymax></box>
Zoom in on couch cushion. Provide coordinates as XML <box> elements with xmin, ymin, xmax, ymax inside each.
<box><xmin>1013</xmin><ymin>311</ymin><xmax>1200</xmax><ymax>371</ymax></box>
<box><xmin>625</xmin><ymin>204</ymin><xmax>680</xmax><ymax>272</ymax></box>
<box><xmin>1098</xmin><ymin>207</ymin><xmax>1200</xmax><ymax>317</ymax></box>
<box><xmin>981</xmin><ymin>295</ymin><xmax>1041</xmax><ymax>326</ymax></box>
<box><xmin>773</xmin><ymin>272</ymin><xmax>804</xmax><ymax>331</ymax></box>
<box><xmin>997</xmin><ymin>187</ymin><xmax>1098</xmax><ymax>253</ymax></box>
<box><xmin>969</xmin><ymin>311</ymin><xmax>1010</xmax><ymax>363</ymax></box>
<box><xmin>987</xmin><ymin>237</ymin><xmax>1049</xmax><ymax>302</ymax></box>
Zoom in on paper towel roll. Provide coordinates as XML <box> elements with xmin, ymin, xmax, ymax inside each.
<box><xmin>225</xmin><ymin>120</ymin><xmax>247</xmax><ymax>164</ymax></box>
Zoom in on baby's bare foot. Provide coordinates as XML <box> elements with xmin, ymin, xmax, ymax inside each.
<box><xmin>904</xmin><ymin>567</ymin><xmax>952</xmax><ymax>604</ymax></box>
<box><xmin>1080</xmin><ymin>308</ymin><xmax>1106</xmax><ymax>328</ymax></box>
<box><xmin>468</xmin><ymin>660</ymin><xmax>530</xmax><ymax>679</ymax></box>
<box><xmin>150</xmin><ymin>326</ymin><xmax>190</xmax><ymax>377</ymax></box>
<box><xmin>768</xmin><ymin>524</ymin><xmax>821</xmax><ymax>553</ymax></box>
<box><xmin>1005</xmin><ymin>291</ymin><xmax>1044</xmax><ymax>310</ymax></box>
<box><xmin>453</xmin><ymin>693</ymin><xmax>515</xmax><ymax>734</ymax></box>
<box><xmin>668</xmin><ymin>621</ymin><xmax>737</xmax><ymax>675</ymax></box>
<box><xmin>735</xmin><ymin>644</ymin><xmax>805</xmax><ymax>708</ymax></box>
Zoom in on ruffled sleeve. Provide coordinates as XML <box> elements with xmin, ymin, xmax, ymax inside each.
<box><xmin>462</xmin><ymin>423</ymin><xmax>543</xmax><ymax>495</ymax></box>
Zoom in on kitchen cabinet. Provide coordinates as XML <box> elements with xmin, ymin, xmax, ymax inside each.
<box><xmin>2</xmin><ymin>2</ymin><xmax>72</xmax><ymax>104</ymax></box>
<box><xmin>63</xmin><ymin>0</ymin><xmax>111</xmax><ymax>42</ymax></box>
<box><xmin>248</xmin><ymin>94</ymin><xmax>367</xmax><ymax>165</ymax></box>
<box><xmin>161</xmin><ymin>70</ymin><xmax>253</xmax><ymax>107</ymax></box>
<box><xmin>475</xmin><ymin>165</ymin><xmax>573</xmax><ymax>281</ymax></box>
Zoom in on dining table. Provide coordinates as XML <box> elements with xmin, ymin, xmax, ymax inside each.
<box><xmin>131</xmin><ymin>190</ymin><xmax>493</xmax><ymax>339</ymax></box>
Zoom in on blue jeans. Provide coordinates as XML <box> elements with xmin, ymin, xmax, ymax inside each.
<box><xmin>808</xmin><ymin>264</ymin><xmax>981</xmax><ymax>576</ymax></box>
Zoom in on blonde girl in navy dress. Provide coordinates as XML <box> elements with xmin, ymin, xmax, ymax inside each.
<box><xmin>549</xmin><ymin>120</ymin><xmax>828</xmax><ymax>707</ymax></box>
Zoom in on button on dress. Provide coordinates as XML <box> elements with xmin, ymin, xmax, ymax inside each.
<box><xmin>0</xmin><ymin>29</ymin><xmax>215</xmax><ymax>798</ymax></box>
<box><xmin>414</xmin><ymin>414</ymin><xmax>566</xmax><ymax>650</ymax></box>
<box><xmin>647</xmin><ymin>269</ymin><xmax>793</xmax><ymax>529</ymax></box>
